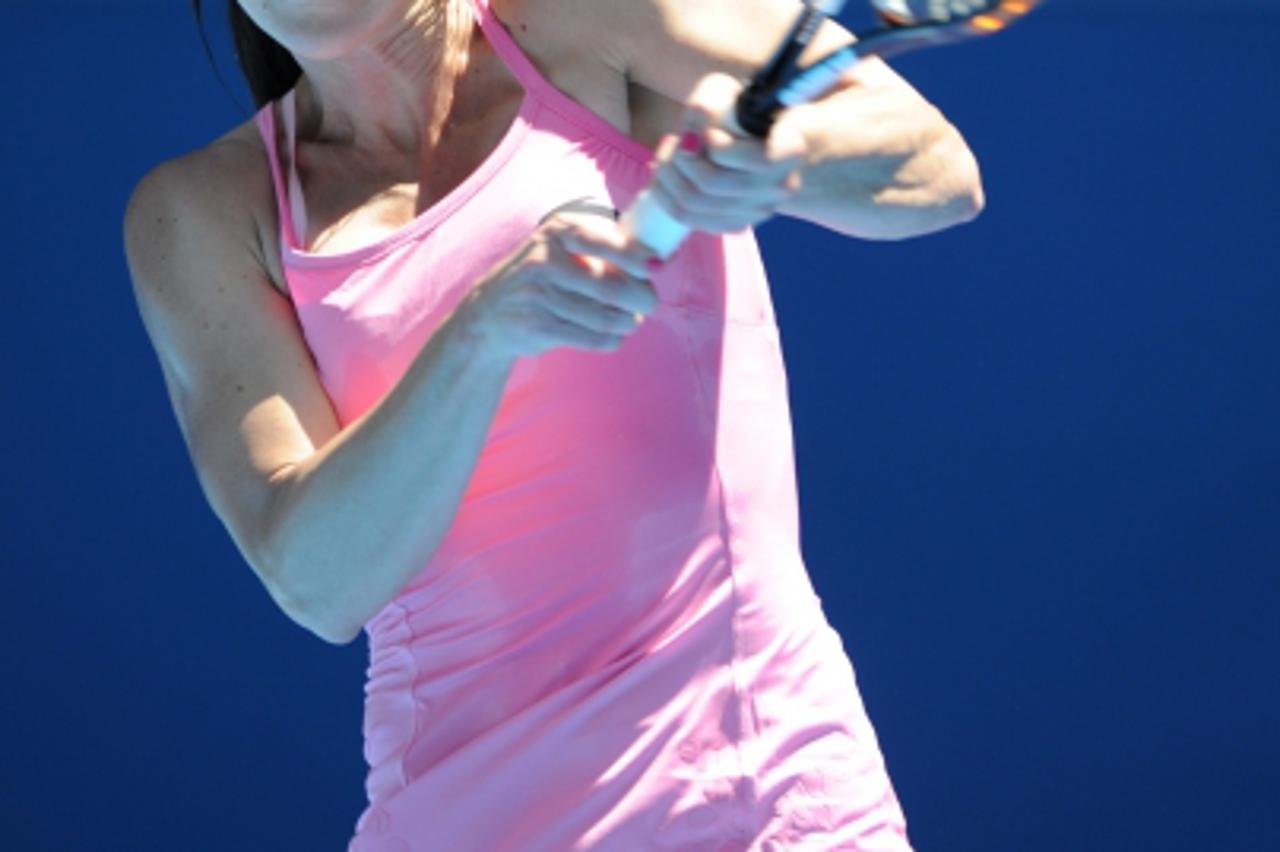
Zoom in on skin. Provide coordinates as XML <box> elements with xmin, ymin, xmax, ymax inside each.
<box><xmin>236</xmin><ymin>0</ymin><xmax>472</xmax><ymax>176</ymax></box>
<box><xmin>121</xmin><ymin>0</ymin><xmax>984</xmax><ymax>641</ymax></box>
<box><xmin>235</xmin><ymin>0</ymin><xmax>983</xmax><ymax>250</ymax></box>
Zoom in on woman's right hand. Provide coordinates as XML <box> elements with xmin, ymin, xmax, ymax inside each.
<box><xmin>460</xmin><ymin>213</ymin><xmax>662</xmax><ymax>362</ymax></box>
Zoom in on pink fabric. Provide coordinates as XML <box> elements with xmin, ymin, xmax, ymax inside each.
<box><xmin>252</xmin><ymin>0</ymin><xmax>911</xmax><ymax>848</ymax></box>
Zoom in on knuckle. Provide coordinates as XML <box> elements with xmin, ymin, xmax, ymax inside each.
<box><xmin>623</xmin><ymin>281</ymin><xmax>656</xmax><ymax>314</ymax></box>
<box><xmin>526</xmin><ymin>238</ymin><xmax>553</xmax><ymax>265</ymax></box>
<box><xmin>676</xmin><ymin>166</ymin><xmax>706</xmax><ymax>197</ymax></box>
<box><xmin>681</xmin><ymin>161</ymin><xmax>711</xmax><ymax>192</ymax></box>
<box><xmin>700</xmin><ymin>169</ymin><xmax>732</xmax><ymax>193</ymax></box>
<box><xmin>641</xmin><ymin>285</ymin><xmax>660</xmax><ymax>312</ymax></box>
<box><xmin>534</xmin><ymin>309</ymin><xmax>563</xmax><ymax>338</ymax></box>
<box><xmin>659</xmin><ymin>189</ymin><xmax>693</xmax><ymax>220</ymax></box>
<box><xmin>612</xmin><ymin>311</ymin><xmax>638</xmax><ymax>333</ymax></box>
<box><xmin>561</xmin><ymin>221</ymin><xmax>591</xmax><ymax>245</ymax></box>
<box><xmin>542</xmin><ymin>214</ymin><xmax>575</xmax><ymax>234</ymax></box>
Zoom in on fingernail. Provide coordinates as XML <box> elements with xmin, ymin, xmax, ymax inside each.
<box><xmin>679</xmin><ymin>131</ymin><xmax>702</xmax><ymax>154</ymax></box>
<box><xmin>646</xmin><ymin>256</ymin><xmax>665</xmax><ymax>274</ymax></box>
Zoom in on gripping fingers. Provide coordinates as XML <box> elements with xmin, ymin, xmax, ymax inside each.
<box><xmin>648</xmin><ymin>183</ymin><xmax>780</xmax><ymax>233</ymax></box>
<box><xmin>550</xmin><ymin>219</ymin><xmax>655</xmax><ymax>282</ymax></box>
<box><xmin>543</xmin><ymin>232</ymin><xmax>659</xmax><ymax>316</ymax></box>
<box><xmin>647</xmin><ymin>129</ymin><xmax>799</xmax><ymax>232</ymax></box>
<box><xmin>537</xmin><ymin>281</ymin><xmax>642</xmax><ymax>337</ymax></box>
<box><xmin>672</xmin><ymin>147</ymin><xmax>795</xmax><ymax>201</ymax></box>
<box><xmin>540</xmin><ymin>312</ymin><xmax>627</xmax><ymax>352</ymax></box>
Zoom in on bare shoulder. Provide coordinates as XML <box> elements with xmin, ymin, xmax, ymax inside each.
<box><xmin>489</xmin><ymin>0</ymin><xmax>804</xmax><ymax>148</ymax></box>
<box><xmin>124</xmin><ymin>116</ymin><xmax>290</xmax><ymax>300</ymax></box>
<box><xmin>489</xmin><ymin>0</ymin><xmax>662</xmax><ymax>143</ymax></box>
<box><xmin>491</xmin><ymin>0</ymin><xmax>886</xmax><ymax>148</ymax></box>
<box><xmin>490</xmin><ymin>0</ymin><xmax>626</xmax><ymax>59</ymax></box>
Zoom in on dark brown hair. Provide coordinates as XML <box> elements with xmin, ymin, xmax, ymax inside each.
<box><xmin>193</xmin><ymin>1</ymin><xmax>302</xmax><ymax>110</ymax></box>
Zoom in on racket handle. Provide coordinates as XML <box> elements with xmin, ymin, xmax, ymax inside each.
<box><xmin>619</xmin><ymin>101</ymin><xmax>755</xmax><ymax>260</ymax></box>
<box><xmin>619</xmin><ymin>189</ymin><xmax>689</xmax><ymax>261</ymax></box>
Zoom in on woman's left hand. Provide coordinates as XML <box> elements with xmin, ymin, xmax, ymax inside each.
<box><xmin>648</xmin><ymin>72</ymin><xmax>809</xmax><ymax>234</ymax></box>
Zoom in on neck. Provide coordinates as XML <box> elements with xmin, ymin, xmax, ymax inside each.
<box><xmin>291</xmin><ymin>0</ymin><xmax>475</xmax><ymax>163</ymax></box>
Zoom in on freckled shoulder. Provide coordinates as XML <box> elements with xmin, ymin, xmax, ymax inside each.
<box><xmin>490</xmin><ymin>0</ymin><xmax>682</xmax><ymax>148</ymax></box>
<box><xmin>490</xmin><ymin>0</ymin><xmax>686</xmax><ymax>149</ymax></box>
<box><xmin>186</xmin><ymin>115</ymin><xmax>294</xmax><ymax>303</ymax></box>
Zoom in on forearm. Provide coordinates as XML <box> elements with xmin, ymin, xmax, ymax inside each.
<box><xmin>775</xmin><ymin>67</ymin><xmax>985</xmax><ymax>240</ymax></box>
<box><xmin>264</xmin><ymin>299</ymin><xmax>515</xmax><ymax>644</ymax></box>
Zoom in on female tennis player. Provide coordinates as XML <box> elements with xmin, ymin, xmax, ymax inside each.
<box><xmin>123</xmin><ymin>0</ymin><xmax>981</xmax><ymax>848</ymax></box>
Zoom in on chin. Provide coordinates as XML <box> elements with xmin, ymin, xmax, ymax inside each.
<box><xmin>237</xmin><ymin>0</ymin><xmax>409</xmax><ymax>62</ymax></box>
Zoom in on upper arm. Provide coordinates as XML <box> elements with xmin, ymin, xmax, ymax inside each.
<box><xmin>122</xmin><ymin>146</ymin><xmax>340</xmax><ymax>622</ymax></box>
<box><xmin>558</xmin><ymin>0</ymin><xmax>979</xmax><ymax>232</ymax></box>
<box><xmin>579</xmin><ymin>0</ymin><xmax>903</xmax><ymax>106</ymax></box>
<box><xmin>519</xmin><ymin>0</ymin><xmax>916</xmax><ymax>151</ymax></box>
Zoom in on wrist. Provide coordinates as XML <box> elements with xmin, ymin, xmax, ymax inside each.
<box><xmin>451</xmin><ymin>290</ymin><xmax>519</xmax><ymax>373</ymax></box>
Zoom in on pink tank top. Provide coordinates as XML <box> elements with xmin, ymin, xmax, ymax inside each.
<box><xmin>253</xmin><ymin>1</ymin><xmax>910</xmax><ymax>848</ymax></box>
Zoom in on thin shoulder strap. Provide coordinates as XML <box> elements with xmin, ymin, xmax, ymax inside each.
<box><xmin>462</xmin><ymin>0</ymin><xmax>654</xmax><ymax>163</ymax></box>
<box><xmin>253</xmin><ymin>98</ymin><xmax>301</xmax><ymax>250</ymax></box>
<box><xmin>282</xmin><ymin>88</ymin><xmax>310</xmax><ymax>250</ymax></box>
<box><xmin>464</xmin><ymin>0</ymin><xmax>558</xmax><ymax>107</ymax></box>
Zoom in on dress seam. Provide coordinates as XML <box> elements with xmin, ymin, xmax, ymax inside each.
<box><xmin>468</xmin><ymin>0</ymin><xmax>655</xmax><ymax>167</ymax></box>
<box><xmin>278</xmin><ymin>97</ymin><xmax>538</xmax><ymax>272</ymax></box>
<box><xmin>395</xmin><ymin>599</ymin><xmax>421</xmax><ymax>794</ymax></box>
<box><xmin>526</xmin><ymin>86</ymin><xmax>654</xmax><ymax>167</ymax></box>
<box><xmin>677</xmin><ymin>314</ymin><xmax>759</xmax><ymax>826</ymax></box>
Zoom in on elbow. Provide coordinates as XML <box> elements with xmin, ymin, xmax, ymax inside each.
<box><xmin>287</xmin><ymin>583</ymin><xmax>361</xmax><ymax>645</ymax></box>
<box><xmin>291</xmin><ymin>600</ymin><xmax>361</xmax><ymax>645</ymax></box>
<box><xmin>256</xmin><ymin>477</ymin><xmax>361</xmax><ymax>647</ymax></box>
<box><xmin>933</xmin><ymin>179</ymin><xmax>984</xmax><ymax>234</ymax></box>
<box><xmin>906</xmin><ymin>116</ymin><xmax>986</xmax><ymax>236</ymax></box>
<box><xmin>916</xmin><ymin>150</ymin><xmax>986</xmax><ymax>239</ymax></box>
<box><xmin>950</xmin><ymin>155</ymin><xmax>985</xmax><ymax>226</ymax></box>
<box><xmin>935</xmin><ymin>124</ymin><xmax>985</xmax><ymax>229</ymax></box>
<box><xmin>858</xmin><ymin>126</ymin><xmax>984</xmax><ymax>241</ymax></box>
<box><xmin>266</xmin><ymin>557</ymin><xmax>361</xmax><ymax>646</ymax></box>
<box><xmin>314</xmin><ymin>619</ymin><xmax>362</xmax><ymax>647</ymax></box>
<box><xmin>260</xmin><ymin>539</ymin><xmax>361</xmax><ymax>647</ymax></box>
<box><xmin>868</xmin><ymin>178</ymin><xmax>983</xmax><ymax>242</ymax></box>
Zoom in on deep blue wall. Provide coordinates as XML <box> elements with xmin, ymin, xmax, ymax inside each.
<box><xmin>3</xmin><ymin>2</ymin><xmax>1276</xmax><ymax>850</ymax></box>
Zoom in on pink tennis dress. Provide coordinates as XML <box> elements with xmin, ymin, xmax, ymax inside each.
<box><xmin>252</xmin><ymin>0</ymin><xmax>911</xmax><ymax>848</ymax></box>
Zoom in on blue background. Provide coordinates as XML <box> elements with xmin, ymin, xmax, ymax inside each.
<box><xmin>3</xmin><ymin>1</ymin><xmax>1276</xmax><ymax>849</ymax></box>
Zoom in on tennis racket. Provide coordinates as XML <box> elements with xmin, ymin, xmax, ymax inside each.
<box><xmin>619</xmin><ymin>0</ymin><xmax>1043</xmax><ymax>259</ymax></box>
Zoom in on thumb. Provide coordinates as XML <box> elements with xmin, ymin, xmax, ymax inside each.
<box><xmin>766</xmin><ymin>111</ymin><xmax>810</xmax><ymax>170</ymax></box>
<box><xmin>681</xmin><ymin>72</ymin><xmax>746</xmax><ymax>143</ymax></box>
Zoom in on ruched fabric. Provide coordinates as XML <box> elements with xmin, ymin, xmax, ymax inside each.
<box><xmin>252</xmin><ymin>0</ymin><xmax>912</xmax><ymax>848</ymax></box>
